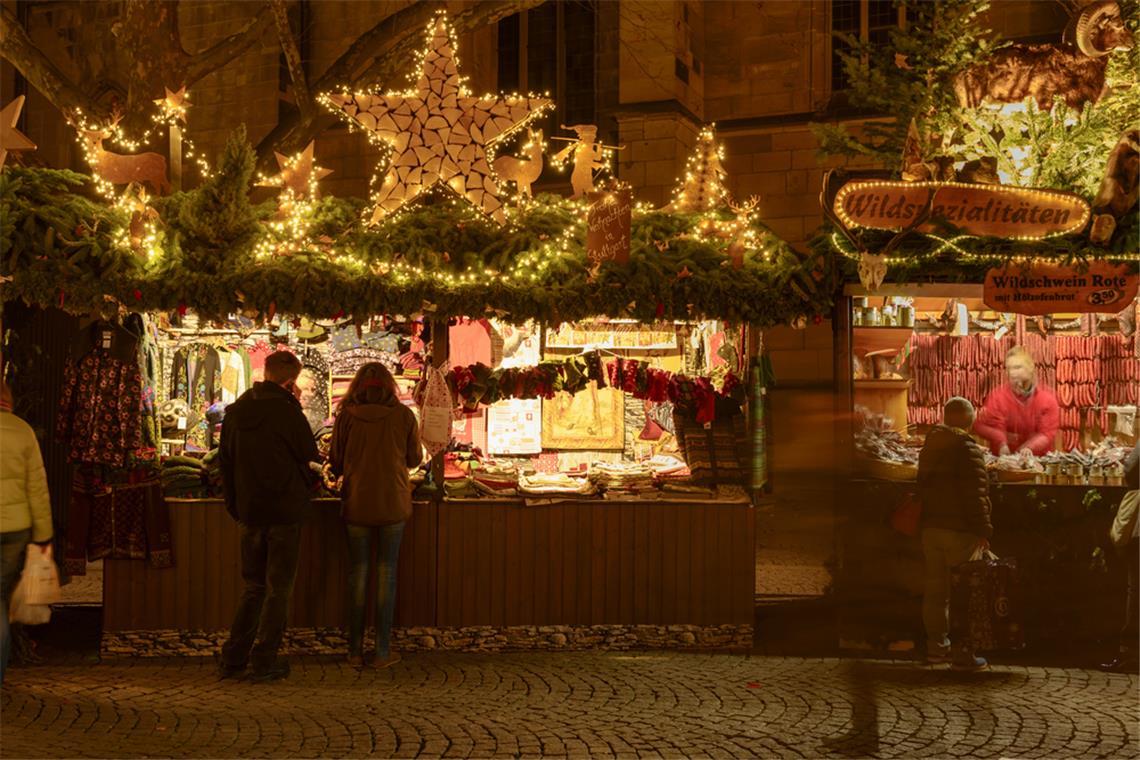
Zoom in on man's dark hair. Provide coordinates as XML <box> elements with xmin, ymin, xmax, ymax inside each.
<box><xmin>264</xmin><ymin>351</ymin><xmax>303</xmax><ymax>384</ymax></box>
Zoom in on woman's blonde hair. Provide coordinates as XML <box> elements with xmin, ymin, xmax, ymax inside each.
<box><xmin>1005</xmin><ymin>346</ymin><xmax>1037</xmax><ymax>375</ymax></box>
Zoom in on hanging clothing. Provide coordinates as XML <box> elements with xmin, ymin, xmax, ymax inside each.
<box><xmin>64</xmin><ymin>477</ymin><xmax>173</xmax><ymax>575</ymax></box>
<box><xmin>171</xmin><ymin>343</ymin><xmax>222</xmax><ymax>449</ymax></box>
<box><xmin>56</xmin><ymin>349</ymin><xmax>144</xmax><ymax>468</ymax></box>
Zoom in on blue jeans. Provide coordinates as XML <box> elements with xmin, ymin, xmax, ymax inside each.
<box><xmin>1</xmin><ymin>529</ymin><xmax>32</xmax><ymax>683</ymax></box>
<box><xmin>346</xmin><ymin>522</ymin><xmax>405</xmax><ymax>657</ymax></box>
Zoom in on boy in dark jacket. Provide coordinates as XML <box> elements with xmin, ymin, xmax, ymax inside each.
<box><xmin>917</xmin><ymin>397</ymin><xmax>993</xmax><ymax>671</ymax></box>
<box><xmin>218</xmin><ymin>351</ymin><xmax>319</xmax><ymax>682</ymax></box>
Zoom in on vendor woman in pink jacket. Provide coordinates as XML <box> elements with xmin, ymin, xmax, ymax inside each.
<box><xmin>974</xmin><ymin>346</ymin><xmax>1060</xmax><ymax>456</ymax></box>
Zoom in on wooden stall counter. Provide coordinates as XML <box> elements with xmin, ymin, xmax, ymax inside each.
<box><xmin>102</xmin><ymin>495</ymin><xmax>755</xmax><ymax>654</ymax></box>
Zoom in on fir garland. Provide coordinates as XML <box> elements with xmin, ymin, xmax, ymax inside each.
<box><xmin>0</xmin><ymin>132</ymin><xmax>837</xmax><ymax>325</ymax></box>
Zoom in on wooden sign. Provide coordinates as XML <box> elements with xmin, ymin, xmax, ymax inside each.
<box><xmin>833</xmin><ymin>180</ymin><xmax>1090</xmax><ymax>239</ymax></box>
<box><xmin>587</xmin><ymin>188</ymin><xmax>631</xmax><ymax>268</ymax></box>
<box><xmin>983</xmin><ymin>261</ymin><xmax>1138</xmax><ymax>315</ymax></box>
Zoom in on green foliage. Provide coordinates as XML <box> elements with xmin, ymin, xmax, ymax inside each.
<box><xmin>0</xmin><ymin>164</ymin><xmax>837</xmax><ymax>325</ymax></box>
<box><xmin>812</xmin><ymin>0</ymin><xmax>1000</xmax><ymax>169</ymax></box>
<box><xmin>162</xmin><ymin>127</ymin><xmax>259</xmax><ymax>271</ymax></box>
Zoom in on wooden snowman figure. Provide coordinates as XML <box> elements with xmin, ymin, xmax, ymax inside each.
<box><xmin>553</xmin><ymin>124</ymin><xmax>607</xmax><ymax>199</ymax></box>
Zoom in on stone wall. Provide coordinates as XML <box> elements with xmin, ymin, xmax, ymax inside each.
<box><xmin>102</xmin><ymin>624</ymin><xmax>753</xmax><ymax>658</ymax></box>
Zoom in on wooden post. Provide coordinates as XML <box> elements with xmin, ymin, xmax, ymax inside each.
<box><xmin>169</xmin><ymin>123</ymin><xmax>182</xmax><ymax>192</ymax></box>
<box><xmin>429</xmin><ymin>316</ymin><xmax>449</xmax><ymax>501</ymax></box>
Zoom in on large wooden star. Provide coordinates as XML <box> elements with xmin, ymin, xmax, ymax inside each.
<box><xmin>1</xmin><ymin>96</ymin><xmax>36</xmax><ymax>169</ymax></box>
<box><xmin>324</xmin><ymin>16</ymin><xmax>551</xmax><ymax>224</ymax></box>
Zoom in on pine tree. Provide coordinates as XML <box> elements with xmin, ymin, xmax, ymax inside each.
<box><xmin>812</xmin><ymin>0</ymin><xmax>999</xmax><ymax>170</ymax></box>
<box><xmin>664</xmin><ymin>126</ymin><xmax>729</xmax><ymax>213</ymax></box>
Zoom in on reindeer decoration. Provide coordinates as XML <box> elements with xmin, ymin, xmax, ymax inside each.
<box><xmin>953</xmin><ymin>1</ymin><xmax>1134</xmax><ymax>111</ymax></box>
<box><xmin>725</xmin><ymin>196</ymin><xmax>761</xmax><ymax>269</ymax></box>
<box><xmin>78</xmin><ymin>122</ymin><xmax>171</xmax><ymax>195</ymax></box>
<box><xmin>493</xmin><ymin>128</ymin><xmax>544</xmax><ymax>199</ymax></box>
<box><xmin>1089</xmin><ymin>129</ymin><xmax>1140</xmax><ymax>245</ymax></box>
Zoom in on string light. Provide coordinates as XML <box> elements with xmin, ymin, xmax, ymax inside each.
<box><xmin>832</xmin><ymin>179</ymin><xmax>1091</xmax><ymax>241</ymax></box>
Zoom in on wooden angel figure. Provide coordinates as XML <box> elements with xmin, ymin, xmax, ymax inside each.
<box><xmin>552</xmin><ymin>124</ymin><xmax>607</xmax><ymax>199</ymax></box>
<box><xmin>493</xmin><ymin>128</ymin><xmax>545</xmax><ymax>199</ymax></box>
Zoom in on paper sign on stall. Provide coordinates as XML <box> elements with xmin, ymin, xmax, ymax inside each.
<box><xmin>983</xmin><ymin>261</ymin><xmax>1139</xmax><ymax>315</ymax></box>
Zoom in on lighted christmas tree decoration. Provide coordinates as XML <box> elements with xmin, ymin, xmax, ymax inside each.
<box><xmin>321</xmin><ymin>14</ymin><xmax>552</xmax><ymax>225</ymax></box>
<box><xmin>0</xmin><ymin>96</ymin><xmax>37</xmax><ymax>168</ymax></box>
<box><xmin>662</xmin><ymin>125</ymin><xmax>729</xmax><ymax>213</ymax></box>
<box><xmin>254</xmin><ymin>142</ymin><xmax>333</xmax><ymax>257</ymax></box>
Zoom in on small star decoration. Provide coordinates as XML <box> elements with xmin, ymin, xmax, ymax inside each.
<box><xmin>324</xmin><ymin>14</ymin><xmax>551</xmax><ymax>224</ymax></box>
<box><xmin>154</xmin><ymin>85</ymin><xmax>190</xmax><ymax>122</ymax></box>
<box><xmin>0</xmin><ymin>96</ymin><xmax>36</xmax><ymax>168</ymax></box>
<box><xmin>258</xmin><ymin>141</ymin><xmax>333</xmax><ymax>199</ymax></box>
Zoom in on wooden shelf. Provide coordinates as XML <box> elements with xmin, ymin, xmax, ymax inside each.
<box><xmin>855</xmin><ymin>379</ymin><xmax>911</xmax><ymax>390</ymax></box>
<box><xmin>853</xmin><ymin>326</ymin><xmax>913</xmax><ymax>356</ymax></box>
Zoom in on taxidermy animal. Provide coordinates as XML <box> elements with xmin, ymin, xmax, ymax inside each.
<box><xmin>79</xmin><ymin>128</ymin><xmax>171</xmax><ymax>195</ymax></box>
<box><xmin>953</xmin><ymin>1</ymin><xmax>1134</xmax><ymax>110</ymax></box>
<box><xmin>1089</xmin><ymin>129</ymin><xmax>1139</xmax><ymax>245</ymax></box>
<box><xmin>493</xmin><ymin>128</ymin><xmax>544</xmax><ymax>198</ymax></box>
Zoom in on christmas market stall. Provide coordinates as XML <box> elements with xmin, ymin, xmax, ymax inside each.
<box><xmin>812</xmin><ymin>0</ymin><xmax>1140</xmax><ymax>654</ymax></box>
<box><xmin>0</xmin><ymin>15</ymin><xmax>832</xmax><ymax>655</ymax></box>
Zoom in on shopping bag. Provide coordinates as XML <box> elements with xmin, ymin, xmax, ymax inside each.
<box><xmin>949</xmin><ymin>549</ymin><xmax>1024</xmax><ymax>652</ymax></box>
<box><xmin>8</xmin><ymin>580</ymin><xmax>51</xmax><ymax>625</ymax></box>
<box><xmin>890</xmin><ymin>493</ymin><xmax>922</xmax><ymax>537</ymax></box>
<box><xmin>20</xmin><ymin>546</ymin><xmax>61</xmax><ymax>606</ymax></box>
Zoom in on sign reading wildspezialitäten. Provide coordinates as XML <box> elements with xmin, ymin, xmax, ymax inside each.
<box><xmin>983</xmin><ymin>261</ymin><xmax>1139</xmax><ymax>315</ymax></box>
<box><xmin>833</xmin><ymin>180</ymin><xmax>1091</xmax><ymax>239</ymax></box>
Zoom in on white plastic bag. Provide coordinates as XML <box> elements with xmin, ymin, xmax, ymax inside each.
<box><xmin>8</xmin><ymin>546</ymin><xmax>60</xmax><ymax>624</ymax></box>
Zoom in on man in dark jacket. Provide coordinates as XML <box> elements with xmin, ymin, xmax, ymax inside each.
<box><xmin>218</xmin><ymin>351</ymin><xmax>319</xmax><ymax>682</ymax></box>
<box><xmin>917</xmin><ymin>397</ymin><xmax>993</xmax><ymax>671</ymax></box>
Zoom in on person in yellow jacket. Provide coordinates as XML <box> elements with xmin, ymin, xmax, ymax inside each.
<box><xmin>0</xmin><ymin>379</ymin><xmax>53</xmax><ymax>682</ymax></box>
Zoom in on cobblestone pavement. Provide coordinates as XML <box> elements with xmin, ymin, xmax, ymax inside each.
<box><xmin>2</xmin><ymin>653</ymin><xmax>1137</xmax><ymax>759</ymax></box>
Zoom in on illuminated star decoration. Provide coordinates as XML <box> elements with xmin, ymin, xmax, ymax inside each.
<box><xmin>322</xmin><ymin>14</ymin><xmax>552</xmax><ymax>224</ymax></box>
<box><xmin>154</xmin><ymin>85</ymin><xmax>189</xmax><ymax>122</ymax></box>
<box><xmin>0</xmin><ymin>96</ymin><xmax>37</xmax><ymax>168</ymax></box>
<box><xmin>258</xmin><ymin>141</ymin><xmax>333</xmax><ymax>199</ymax></box>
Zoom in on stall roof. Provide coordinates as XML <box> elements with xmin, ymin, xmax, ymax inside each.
<box><xmin>1</xmin><ymin>166</ymin><xmax>833</xmax><ymax>326</ymax></box>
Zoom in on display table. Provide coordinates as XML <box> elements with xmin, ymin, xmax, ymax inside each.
<box><xmin>836</xmin><ymin>478</ymin><xmax>1130</xmax><ymax>653</ymax></box>
<box><xmin>103</xmin><ymin>495</ymin><xmax>755</xmax><ymax>650</ymax></box>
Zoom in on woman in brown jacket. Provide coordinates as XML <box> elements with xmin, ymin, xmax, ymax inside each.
<box><xmin>328</xmin><ymin>363</ymin><xmax>422</xmax><ymax>668</ymax></box>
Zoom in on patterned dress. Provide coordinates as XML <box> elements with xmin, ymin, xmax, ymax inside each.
<box><xmin>56</xmin><ymin>350</ymin><xmax>143</xmax><ymax>468</ymax></box>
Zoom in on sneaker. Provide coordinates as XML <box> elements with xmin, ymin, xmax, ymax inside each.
<box><xmin>216</xmin><ymin>663</ymin><xmax>246</xmax><ymax>681</ymax></box>
<box><xmin>952</xmin><ymin>655</ymin><xmax>989</xmax><ymax>672</ymax></box>
<box><xmin>370</xmin><ymin>652</ymin><xmax>402</xmax><ymax>670</ymax></box>
<box><xmin>249</xmin><ymin>662</ymin><xmax>291</xmax><ymax>683</ymax></box>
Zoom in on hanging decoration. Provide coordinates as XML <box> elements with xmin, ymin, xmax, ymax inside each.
<box><xmin>446</xmin><ymin>351</ymin><xmax>742</xmax><ymax>424</ymax></box>
<box><xmin>550</xmin><ymin>124</ymin><xmax>617</xmax><ymax>199</ymax></box>
<box><xmin>255</xmin><ymin>140</ymin><xmax>333</xmax><ymax>228</ymax></box>
<box><xmin>419</xmin><ymin>364</ymin><xmax>455</xmax><ymax>458</ymax></box>
<box><xmin>321</xmin><ymin>14</ymin><xmax>552</xmax><ymax>225</ymax></box>
<box><xmin>0</xmin><ymin>96</ymin><xmax>36</xmax><ymax>169</ymax></box>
